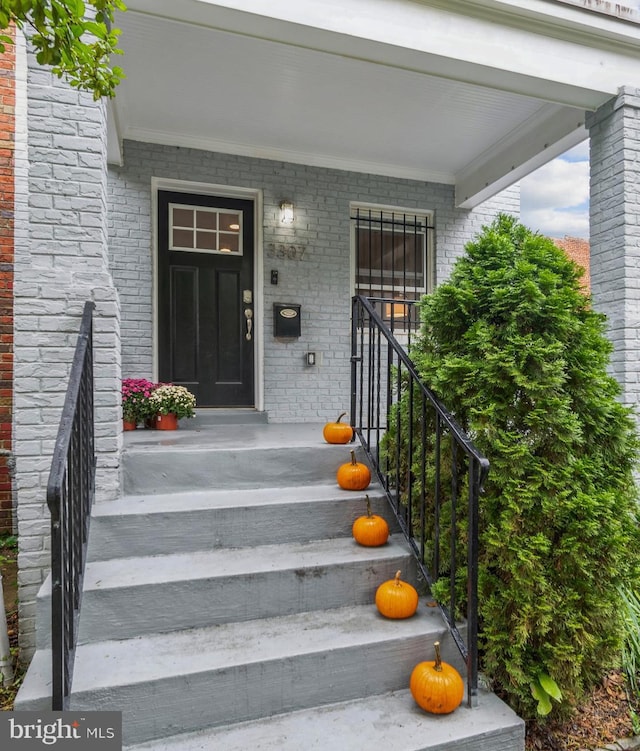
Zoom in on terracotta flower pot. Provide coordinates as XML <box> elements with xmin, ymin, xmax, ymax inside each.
<box><xmin>156</xmin><ymin>413</ymin><xmax>178</xmax><ymax>431</ymax></box>
<box><xmin>123</xmin><ymin>419</ymin><xmax>137</xmax><ymax>431</ymax></box>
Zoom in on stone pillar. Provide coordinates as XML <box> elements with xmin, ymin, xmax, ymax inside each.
<box><xmin>587</xmin><ymin>87</ymin><xmax>640</xmax><ymax>412</ymax></box>
<box><xmin>14</xmin><ymin>38</ymin><xmax>122</xmax><ymax>659</ymax></box>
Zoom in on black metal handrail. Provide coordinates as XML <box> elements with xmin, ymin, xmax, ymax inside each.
<box><xmin>46</xmin><ymin>301</ymin><xmax>96</xmax><ymax>711</ymax></box>
<box><xmin>350</xmin><ymin>295</ymin><xmax>489</xmax><ymax>707</ymax></box>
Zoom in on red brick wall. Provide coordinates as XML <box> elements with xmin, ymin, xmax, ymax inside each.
<box><xmin>553</xmin><ymin>236</ymin><xmax>590</xmax><ymax>290</ymax></box>
<box><xmin>0</xmin><ymin>28</ymin><xmax>15</xmax><ymax>534</ymax></box>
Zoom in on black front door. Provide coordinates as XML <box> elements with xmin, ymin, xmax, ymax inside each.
<box><xmin>157</xmin><ymin>190</ymin><xmax>255</xmax><ymax>407</ymax></box>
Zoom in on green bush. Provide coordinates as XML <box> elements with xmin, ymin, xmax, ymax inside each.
<box><xmin>620</xmin><ymin>586</ymin><xmax>640</xmax><ymax>701</ymax></box>
<box><xmin>408</xmin><ymin>214</ymin><xmax>640</xmax><ymax>719</ymax></box>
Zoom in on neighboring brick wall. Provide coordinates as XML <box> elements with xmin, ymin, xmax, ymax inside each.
<box><xmin>553</xmin><ymin>236</ymin><xmax>590</xmax><ymax>289</ymax></box>
<box><xmin>14</xmin><ymin>38</ymin><xmax>121</xmax><ymax>658</ymax></box>
<box><xmin>587</xmin><ymin>86</ymin><xmax>640</xmax><ymax>411</ymax></box>
<box><xmin>108</xmin><ymin>141</ymin><xmax>519</xmax><ymax>422</ymax></box>
<box><xmin>0</xmin><ymin>26</ymin><xmax>15</xmax><ymax>535</ymax></box>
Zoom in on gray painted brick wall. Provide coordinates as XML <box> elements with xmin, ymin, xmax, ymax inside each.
<box><xmin>587</xmin><ymin>86</ymin><xmax>640</xmax><ymax>412</ymax></box>
<box><xmin>108</xmin><ymin>141</ymin><xmax>519</xmax><ymax>422</ymax></box>
<box><xmin>14</xmin><ymin>42</ymin><xmax>121</xmax><ymax>657</ymax></box>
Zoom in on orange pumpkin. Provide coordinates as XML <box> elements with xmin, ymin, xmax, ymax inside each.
<box><xmin>352</xmin><ymin>495</ymin><xmax>389</xmax><ymax>547</ymax></box>
<box><xmin>323</xmin><ymin>412</ymin><xmax>353</xmax><ymax>444</ymax></box>
<box><xmin>337</xmin><ymin>450</ymin><xmax>371</xmax><ymax>491</ymax></box>
<box><xmin>375</xmin><ymin>570</ymin><xmax>418</xmax><ymax>619</ymax></box>
<box><xmin>410</xmin><ymin>641</ymin><xmax>464</xmax><ymax>714</ymax></box>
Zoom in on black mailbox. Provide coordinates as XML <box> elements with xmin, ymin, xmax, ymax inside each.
<box><xmin>274</xmin><ymin>303</ymin><xmax>301</xmax><ymax>338</ymax></box>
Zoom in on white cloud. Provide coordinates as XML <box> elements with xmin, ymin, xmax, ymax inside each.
<box><xmin>520</xmin><ymin>207</ymin><xmax>589</xmax><ymax>239</ymax></box>
<box><xmin>520</xmin><ymin>157</ymin><xmax>589</xmax><ymax>211</ymax></box>
<box><xmin>562</xmin><ymin>141</ymin><xmax>589</xmax><ymax>161</ymax></box>
<box><xmin>519</xmin><ymin>147</ymin><xmax>590</xmax><ymax>238</ymax></box>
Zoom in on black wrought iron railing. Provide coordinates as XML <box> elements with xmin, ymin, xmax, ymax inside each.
<box><xmin>350</xmin><ymin>295</ymin><xmax>489</xmax><ymax>707</ymax></box>
<box><xmin>46</xmin><ymin>301</ymin><xmax>96</xmax><ymax>711</ymax></box>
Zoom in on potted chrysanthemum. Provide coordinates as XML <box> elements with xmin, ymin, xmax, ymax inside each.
<box><xmin>121</xmin><ymin>378</ymin><xmax>158</xmax><ymax>430</ymax></box>
<box><xmin>148</xmin><ymin>383</ymin><xmax>196</xmax><ymax>430</ymax></box>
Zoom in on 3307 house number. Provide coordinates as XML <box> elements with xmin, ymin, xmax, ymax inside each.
<box><xmin>266</xmin><ymin>243</ymin><xmax>306</xmax><ymax>260</ymax></box>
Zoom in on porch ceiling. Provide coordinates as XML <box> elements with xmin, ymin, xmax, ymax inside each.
<box><xmin>109</xmin><ymin>1</ymin><xmax>640</xmax><ymax>207</ymax></box>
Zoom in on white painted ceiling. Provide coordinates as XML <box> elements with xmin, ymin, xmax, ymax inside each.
<box><xmin>109</xmin><ymin>1</ymin><xmax>640</xmax><ymax>205</ymax></box>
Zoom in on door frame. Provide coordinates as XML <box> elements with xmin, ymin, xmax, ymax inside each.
<box><xmin>151</xmin><ymin>177</ymin><xmax>264</xmax><ymax>412</ymax></box>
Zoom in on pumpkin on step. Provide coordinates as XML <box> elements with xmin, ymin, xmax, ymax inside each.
<box><xmin>375</xmin><ymin>570</ymin><xmax>418</xmax><ymax>619</ymax></box>
<box><xmin>337</xmin><ymin>450</ymin><xmax>371</xmax><ymax>490</ymax></box>
<box><xmin>352</xmin><ymin>495</ymin><xmax>389</xmax><ymax>546</ymax></box>
<box><xmin>323</xmin><ymin>412</ymin><xmax>353</xmax><ymax>444</ymax></box>
<box><xmin>410</xmin><ymin>641</ymin><xmax>464</xmax><ymax>714</ymax></box>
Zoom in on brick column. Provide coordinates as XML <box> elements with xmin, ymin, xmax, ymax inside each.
<box><xmin>14</xmin><ymin>36</ymin><xmax>122</xmax><ymax>658</ymax></box>
<box><xmin>587</xmin><ymin>87</ymin><xmax>640</xmax><ymax>411</ymax></box>
<box><xmin>0</xmin><ymin>28</ymin><xmax>15</xmax><ymax>535</ymax></box>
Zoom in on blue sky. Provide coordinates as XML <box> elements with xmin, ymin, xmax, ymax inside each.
<box><xmin>519</xmin><ymin>141</ymin><xmax>590</xmax><ymax>239</ymax></box>
<box><xmin>518</xmin><ymin>3</ymin><xmax>640</xmax><ymax>238</ymax></box>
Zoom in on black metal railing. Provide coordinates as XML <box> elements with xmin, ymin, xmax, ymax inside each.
<box><xmin>350</xmin><ymin>295</ymin><xmax>489</xmax><ymax>707</ymax></box>
<box><xmin>46</xmin><ymin>301</ymin><xmax>96</xmax><ymax>711</ymax></box>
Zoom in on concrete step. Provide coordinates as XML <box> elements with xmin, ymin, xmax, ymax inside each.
<box><xmin>18</xmin><ymin>604</ymin><xmax>457</xmax><ymax>746</ymax></box>
<box><xmin>124</xmin><ymin>689</ymin><xmax>524</xmax><ymax>751</ymax></box>
<box><xmin>88</xmin><ymin>485</ymin><xmax>396</xmax><ymax>561</ymax></box>
<box><xmin>68</xmin><ymin>537</ymin><xmax>415</xmax><ymax>643</ymax></box>
<box><xmin>35</xmin><ymin>488</ymin><xmax>403</xmax><ymax>647</ymax></box>
<box><xmin>122</xmin><ymin>423</ymin><xmax>366</xmax><ymax>494</ymax></box>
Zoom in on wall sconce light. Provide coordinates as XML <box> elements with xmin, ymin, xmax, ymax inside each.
<box><xmin>279</xmin><ymin>201</ymin><xmax>294</xmax><ymax>225</ymax></box>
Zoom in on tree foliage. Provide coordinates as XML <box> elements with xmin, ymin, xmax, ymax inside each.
<box><xmin>0</xmin><ymin>0</ymin><xmax>126</xmax><ymax>99</ymax></box>
<box><xmin>409</xmin><ymin>214</ymin><xmax>640</xmax><ymax>718</ymax></box>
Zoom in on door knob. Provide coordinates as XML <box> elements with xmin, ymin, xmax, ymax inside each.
<box><xmin>244</xmin><ymin>308</ymin><xmax>253</xmax><ymax>341</ymax></box>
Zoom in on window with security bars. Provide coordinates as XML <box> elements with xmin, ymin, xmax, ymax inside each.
<box><xmin>352</xmin><ymin>205</ymin><xmax>433</xmax><ymax>331</ymax></box>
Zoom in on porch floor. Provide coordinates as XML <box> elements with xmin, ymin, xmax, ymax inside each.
<box><xmin>123</xmin><ymin>412</ymin><xmax>324</xmax><ymax>452</ymax></box>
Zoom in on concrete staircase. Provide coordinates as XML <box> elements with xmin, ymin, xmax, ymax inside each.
<box><xmin>16</xmin><ymin>419</ymin><xmax>524</xmax><ymax>750</ymax></box>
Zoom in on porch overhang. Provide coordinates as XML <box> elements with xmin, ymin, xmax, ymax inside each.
<box><xmin>108</xmin><ymin>0</ymin><xmax>640</xmax><ymax>207</ymax></box>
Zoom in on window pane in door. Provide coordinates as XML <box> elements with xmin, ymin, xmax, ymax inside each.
<box><xmin>173</xmin><ymin>229</ymin><xmax>194</xmax><ymax>249</ymax></box>
<box><xmin>196</xmin><ymin>231</ymin><xmax>217</xmax><ymax>251</ymax></box>
<box><xmin>220</xmin><ymin>213</ymin><xmax>241</xmax><ymax>232</ymax></box>
<box><xmin>173</xmin><ymin>208</ymin><xmax>194</xmax><ymax>228</ymax></box>
<box><xmin>218</xmin><ymin>233</ymin><xmax>240</xmax><ymax>253</ymax></box>
<box><xmin>196</xmin><ymin>210</ymin><xmax>217</xmax><ymax>230</ymax></box>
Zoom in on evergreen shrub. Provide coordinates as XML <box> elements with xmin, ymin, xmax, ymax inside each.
<box><xmin>407</xmin><ymin>214</ymin><xmax>640</xmax><ymax>718</ymax></box>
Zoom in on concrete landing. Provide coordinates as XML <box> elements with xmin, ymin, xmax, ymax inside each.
<box><xmin>122</xmin><ymin>421</ymin><xmax>328</xmax><ymax>451</ymax></box>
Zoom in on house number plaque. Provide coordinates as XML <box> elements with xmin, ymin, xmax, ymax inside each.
<box><xmin>266</xmin><ymin>243</ymin><xmax>306</xmax><ymax>261</ymax></box>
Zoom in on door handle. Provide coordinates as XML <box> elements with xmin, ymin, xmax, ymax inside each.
<box><xmin>244</xmin><ymin>308</ymin><xmax>253</xmax><ymax>341</ymax></box>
